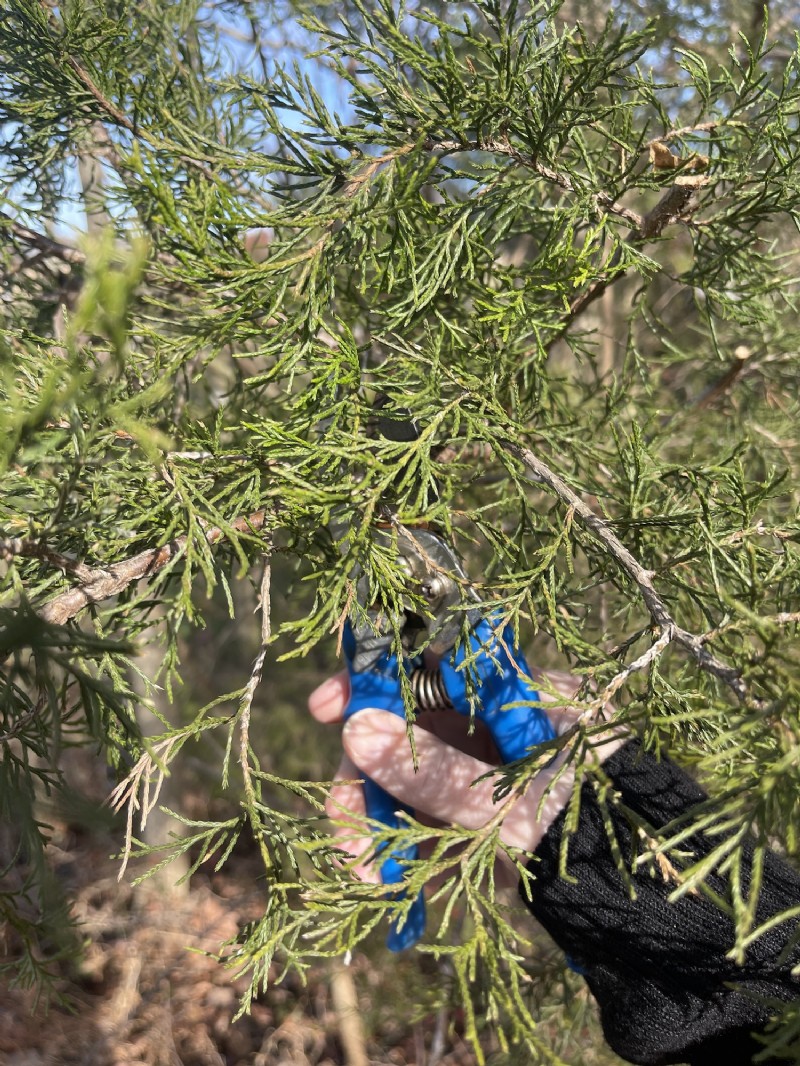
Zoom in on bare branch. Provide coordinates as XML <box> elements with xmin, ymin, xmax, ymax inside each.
<box><xmin>639</xmin><ymin>176</ymin><xmax>708</xmax><ymax>239</ymax></box>
<box><xmin>1</xmin><ymin>212</ymin><xmax>86</xmax><ymax>266</ymax></box>
<box><xmin>427</xmin><ymin>136</ymin><xmax>644</xmax><ymax>230</ymax></box>
<box><xmin>1</xmin><ymin>537</ymin><xmax>106</xmax><ymax>584</ymax></box>
<box><xmin>38</xmin><ymin>510</ymin><xmax>268</xmax><ymax>626</ymax></box>
<box><xmin>237</xmin><ymin>555</ymin><xmax>275</xmax><ymax>874</ymax></box>
<box><xmin>646</xmin><ymin>123</ymin><xmax>723</xmax><ymax>146</ymax></box>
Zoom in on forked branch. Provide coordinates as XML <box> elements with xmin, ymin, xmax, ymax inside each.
<box><xmin>505</xmin><ymin>441</ymin><xmax>754</xmax><ymax>705</ymax></box>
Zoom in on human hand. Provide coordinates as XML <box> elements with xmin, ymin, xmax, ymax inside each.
<box><xmin>308</xmin><ymin>660</ymin><xmax>624</xmax><ymax>888</ymax></box>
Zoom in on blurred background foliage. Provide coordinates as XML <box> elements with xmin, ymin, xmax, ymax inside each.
<box><xmin>1</xmin><ymin>0</ymin><xmax>799</xmax><ymax>1062</ymax></box>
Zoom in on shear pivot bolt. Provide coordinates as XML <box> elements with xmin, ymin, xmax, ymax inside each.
<box><xmin>422</xmin><ymin>575</ymin><xmax>448</xmax><ymax>600</ymax></box>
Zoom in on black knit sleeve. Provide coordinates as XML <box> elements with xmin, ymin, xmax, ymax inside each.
<box><xmin>520</xmin><ymin>740</ymin><xmax>800</xmax><ymax>1066</ymax></box>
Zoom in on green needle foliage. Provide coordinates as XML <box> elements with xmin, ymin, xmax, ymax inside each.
<box><xmin>1</xmin><ymin>0</ymin><xmax>800</xmax><ymax>1060</ymax></box>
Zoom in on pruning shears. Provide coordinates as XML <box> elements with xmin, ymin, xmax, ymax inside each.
<box><xmin>342</xmin><ymin>522</ymin><xmax>556</xmax><ymax>950</ymax></box>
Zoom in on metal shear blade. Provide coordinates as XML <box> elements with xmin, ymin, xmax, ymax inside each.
<box><xmin>351</xmin><ymin>526</ymin><xmax>479</xmax><ymax>673</ymax></box>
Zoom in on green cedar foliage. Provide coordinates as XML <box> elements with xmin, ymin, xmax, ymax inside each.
<box><xmin>1</xmin><ymin>0</ymin><xmax>800</xmax><ymax>1060</ymax></box>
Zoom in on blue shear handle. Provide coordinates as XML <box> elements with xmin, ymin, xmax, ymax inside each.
<box><xmin>362</xmin><ymin>779</ymin><xmax>426</xmax><ymax>951</ymax></box>
<box><xmin>343</xmin><ymin>625</ymin><xmax>426</xmax><ymax>951</ymax></box>
<box><xmin>438</xmin><ymin>617</ymin><xmax>557</xmax><ymax>761</ymax></box>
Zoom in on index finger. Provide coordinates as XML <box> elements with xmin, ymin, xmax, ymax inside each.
<box><xmin>308</xmin><ymin>669</ymin><xmax>349</xmax><ymax>723</ymax></box>
<box><xmin>309</xmin><ymin>668</ymin><xmax>583</xmax><ymax>729</ymax></box>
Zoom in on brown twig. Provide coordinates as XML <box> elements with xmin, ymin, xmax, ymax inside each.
<box><xmin>505</xmin><ymin>441</ymin><xmax>753</xmax><ymax>704</ymax></box>
<box><xmin>65</xmin><ymin>55</ymin><xmax>132</xmax><ymax>129</ymax></box>
<box><xmin>692</xmin><ymin>345</ymin><xmax>755</xmax><ymax>409</ymax></box>
<box><xmin>38</xmin><ymin>510</ymin><xmax>268</xmax><ymax>626</ymax></box>
<box><xmin>548</xmin><ymin>174</ymin><xmax>708</xmax><ymax>345</ymax></box>
<box><xmin>638</xmin><ymin>176</ymin><xmax>708</xmax><ymax>239</ymax></box>
<box><xmin>57</xmin><ymin>15</ymin><xmax>274</xmax><ymax>217</ymax></box>
<box><xmin>646</xmin><ymin>122</ymin><xmax>723</xmax><ymax>147</ymax></box>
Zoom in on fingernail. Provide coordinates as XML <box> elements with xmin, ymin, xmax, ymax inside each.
<box><xmin>343</xmin><ymin>710</ymin><xmax>404</xmax><ymax>768</ymax></box>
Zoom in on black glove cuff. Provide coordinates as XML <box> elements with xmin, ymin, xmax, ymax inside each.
<box><xmin>520</xmin><ymin>740</ymin><xmax>800</xmax><ymax>1066</ymax></box>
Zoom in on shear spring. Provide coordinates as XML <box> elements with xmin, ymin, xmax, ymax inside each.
<box><xmin>410</xmin><ymin>667</ymin><xmax>452</xmax><ymax>712</ymax></box>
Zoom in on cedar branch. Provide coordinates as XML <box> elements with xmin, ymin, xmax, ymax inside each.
<box><xmin>425</xmin><ymin>135</ymin><xmax>708</xmax><ymax>346</ymax></box>
<box><xmin>62</xmin><ymin>52</ymin><xmax>218</xmax><ymax>184</ymax></box>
